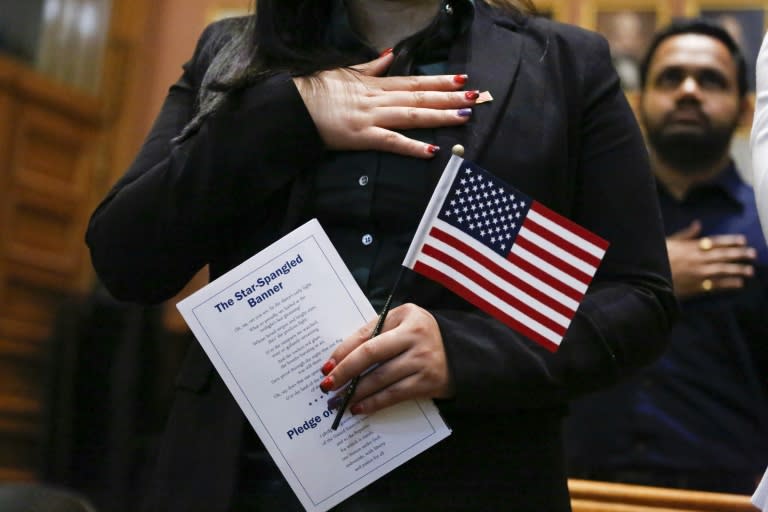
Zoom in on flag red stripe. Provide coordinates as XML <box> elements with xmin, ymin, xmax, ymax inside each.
<box><xmin>506</xmin><ymin>251</ymin><xmax>583</xmax><ymax>303</ymax></box>
<box><xmin>531</xmin><ymin>202</ymin><xmax>610</xmax><ymax>251</ymax></box>
<box><xmin>421</xmin><ymin>243</ymin><xmax>569</xmax><ymax>336</ymax></box>
<box><xmin>429</xmin><ymin>227</ymin><xmax>577</xmax><ymax>317</ymax></box>
<box><xmin>523</xmin><ymin>217</ymin><xmax>602</xmax><ymax>268</ymax></box>
<box><xmin>413</xmin><ymin>261</ymin><xmax>559</xmax><ymax>352</ymax></box>
<box><xmin>514</xmin><ymin>235</ymin><xmax>592</xmax><ymax>285</ymax></box>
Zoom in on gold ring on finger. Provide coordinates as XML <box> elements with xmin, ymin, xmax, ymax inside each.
<box><xmin>701</xmin><ymin>278</ymin><xmax>713</xmax><ymax>292</ymax></box>
<box><xmin>699</xmin><ymin>237</ymin><xmax>713</xmax><ymax>251</ymax></box>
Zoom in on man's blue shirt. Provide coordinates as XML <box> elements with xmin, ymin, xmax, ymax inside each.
<box><xmin>566</xmin><ymin>163</ymin><xmax>768</xmax><ymax>493</ymax></box>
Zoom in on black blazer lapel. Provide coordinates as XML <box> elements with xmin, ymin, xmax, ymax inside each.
<box><xmin>429</xmin><ymin>3</ymin><xmax>525</xmax><ymax>181</ymax></box>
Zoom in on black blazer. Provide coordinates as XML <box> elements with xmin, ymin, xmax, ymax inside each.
<box><xmin>87</xmin><ymin>2</ymin><xmax>676</xmax><ymax>511</ymax></box>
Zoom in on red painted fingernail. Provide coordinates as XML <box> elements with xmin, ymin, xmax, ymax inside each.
<box><xmin>351</xmin><ymin>404</ymin><xmax>364</xmax><ymax>415</ymax></box>
<box><xmin>465</xmin><ymin>90</ymin><xmax>479</xmax><ymax>100</ymax></box>
<box><xmin>320</xmin><ymin>376</ymin><xmax>334</xmax><ymax>393</ymax></box>
<box><xmin>321</xmin><ymin>359</ymin><xmax>336</xmax><ymax>376</ymax></box>
<box><xmin>379</xmin><ymin>47</ymin><xmax>393</xmax><ymax>57</ymax></box>
<box><xmin>453</xmin><ymin>74</ymin><xmax>467</xmax><ymax>85</ymax></box>
<box><xmin>427</xmin><ymin>144</ymin><xmax>440</xmax><ymax>154</ymax></box>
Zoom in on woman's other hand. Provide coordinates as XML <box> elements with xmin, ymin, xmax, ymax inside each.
<box><xmin>320</xmin><ymin>303</ymin><xmax>454</xmax><ymax>415</ymax></box>
<box><xmin>293</xmin><ymin>52</ymin><xmax>477</xmax><ymax>158</ymax></box>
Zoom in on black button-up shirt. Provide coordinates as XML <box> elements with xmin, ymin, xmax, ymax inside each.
<box><xmin>566</xmin><ymin>164</ymin><xmax>768</xmax><ymax>493</ymax></box>
<box><xmin>311</xmin><ymin>0</ymin><xmax>473</xmax><ymax>310</ymax></box>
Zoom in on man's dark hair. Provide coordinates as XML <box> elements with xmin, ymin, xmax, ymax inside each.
<box><xmin>639</xmin><ymin>18</ymin><xmax>748</xmax><ymax>97</ymax></box>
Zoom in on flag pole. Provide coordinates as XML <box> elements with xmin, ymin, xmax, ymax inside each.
<box><xmin>402</xmin><ymin>154</ymin><xmax>463</xmax><ymax>268</ymax></box>
<box><xmin>332</xmin><ymin>146</ymin><xmax>466</xmax><ymax>430</ymax></box>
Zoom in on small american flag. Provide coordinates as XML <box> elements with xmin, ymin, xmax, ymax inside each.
<box><xmin>403</xmin><ymin>156</ymin><xmax>609</xmax><ymax>352</ymax></box>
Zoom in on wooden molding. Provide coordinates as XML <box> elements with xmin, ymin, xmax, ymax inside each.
<box><xmin>0</xmin><ymin>396</ymin><xmax>41</xmax><ymax>419</ymax></box>
<box><xmin>0</xmin><ymin>338</ymin><xmax>46</xmax><ymax>361</ymax></box>
<box><xmin>0</xmin><ymin>468</ymin><xmax>36</xmax><ymax>482</ymax></box>
<box><xmin>569</xmin><ymin>479</ymin><xmax>758</xmax><ymax>511</ymax></box>
<box><xmin>0</xmin><ymin>55</ymin><xmax>102</xmax><ymax>125</ymax></box>
<box><xmin>0</xmin><ymin>318</ymin><xmax>50</xmax><ymax>346</ymax></box>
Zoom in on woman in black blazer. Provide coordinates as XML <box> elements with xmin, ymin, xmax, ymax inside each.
<box><xmin>86</xmin><ymin>1</ymin><xmax>677</xmax><ymax>510</ymax></box>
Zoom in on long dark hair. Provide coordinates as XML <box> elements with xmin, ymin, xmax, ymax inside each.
<box><xmin>175</xmin><ymin>0</ymin><xmax>535</xmax><ymax>142</ymax></box>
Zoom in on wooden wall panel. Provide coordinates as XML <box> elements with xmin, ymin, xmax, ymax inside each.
<box><xmin>0</xmin><ymin>357</ymin><xmax>44</xmax><ymax>406</ymax></box>
<box><xmin>2</xmin><ymin>280</ymin><xmax>58</xmax><ymax>329</ymax></box>
<box><xmin>0</xmin><ymin>332</ymin><xmax>48</xmax><ymax>479</ymax></box>
<box><xmin>0</xmin><ymin>418</ymin><xmax>40</xmax><ymax>482</ymax></box>
<box><xmin>0</xmin><ymin>54</ymin><xmax>101</xmax><ymax>481</ymax></box>
<box><xmin>6</xmin><ymin>105</ymin><xmax>94</xmax><ymax>283</ymax></box>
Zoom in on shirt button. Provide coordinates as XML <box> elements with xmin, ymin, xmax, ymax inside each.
<box><xmin>362</xmin><ymin>234</ymin><xmax>374</xmax><ymax>246</ymax></box>
<box><xmin>358</xmin><ymin>175</ymin><xmax>369</xmax><ymax>186</ymax></box>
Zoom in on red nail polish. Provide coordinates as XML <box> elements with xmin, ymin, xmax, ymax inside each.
<box><xmin>453</xmin><ymin>74</ymin><xmax>467</xmax><ymax>85</ymax></box>
<box><xmin>379</xmin><ymin>47</ymin><xmax>393</xmax><ymax>57</ymax></box>
<box><xmin>320</xmin><ymin>376</ymin><xmax>334</xmax><ymax>393</ymax></box>
<box><xmin>351</xmin><ymin>404</ymin><xmax>364</xmax><ymax>415</ymax></box>
<box><xmin>321</xmin><ymin>359</ymin><xmax>336</xmax><ymax>376</ymax></box>
<box><xmin>465</xmin><ymin>90</ymin><xmax>479</xmax><ymax>100</ymax></box>
<box><xmin>427</xmin><ymin>144</ymin><xmax>440</xmax><ymax>154</ymax></box>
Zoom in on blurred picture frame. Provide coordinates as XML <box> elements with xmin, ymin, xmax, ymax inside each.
<box><xmin>582</xmin><ymin>0</ymin><xmax>671</xmax><ymax>91</ymax></box>
<box><xmin>532</xmin><ymin>0</ymin><xmax>567</xmax><ymax>21</ymax></box>
<box><xmin>206</xmin><ymin>1</ymin><xmax>252</xmax><ymax>24</ymax></box>
<box><xmin>692</xmin><ymin>1</ymin><xmax>768</xmax><ymax>91</ymax></box>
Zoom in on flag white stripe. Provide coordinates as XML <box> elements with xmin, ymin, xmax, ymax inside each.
<box><xmin>417</xmin><ymin>252</ymin><xmax>562</xmax><ymax>344</ymax></box>
<box><xmin>426</xmin><ymin>226</ymin><xmax>579</xmax><ymax>313</ymax></box>
<box><xmin>424</xmin><ymin>236</ymin><xmax>572</xmax><ymax>327</ymax></box>
<box><xmin>435</xmin><ymin>218</ymin><xmax>587</xmax><ymax>297</ymax></box>
<box><xmin>432</xmin><ymin>219</ymin><xmax>512</xmax><ymax>269</ymax></box>
<box><xmin>518</xmin><ymin>228</ymin><xmax>598</xmax><ymax>276</ymax></box>
<box><xmin>527</xmin><ymin>209</ymin><xmax>606</xmax><ymax>258</ymax></box>
<box><xmin>510</xmin><ymin>244</ymin><xmax>588</xmax><ymax>295</ymax></box>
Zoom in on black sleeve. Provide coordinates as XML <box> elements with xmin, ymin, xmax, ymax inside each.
<box><xmin>742</xmin><ymin>266</ymin><xmax>768</xmax><ymax>393</ymax></box>
<box><xmin>432</xmin><ymin>32</ymin><xmax>677</xmax><ymax>412</ymax></box>
<box><xmin>86</xmin><ymin>21</ymin><xmax>326</xmax><ymax>303</ymax></box>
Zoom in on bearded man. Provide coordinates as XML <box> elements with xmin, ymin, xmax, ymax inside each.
<box><xmin>565</xmin><ymin>18</ymin><xmax>768</xmax><ymax>494</ymax></box>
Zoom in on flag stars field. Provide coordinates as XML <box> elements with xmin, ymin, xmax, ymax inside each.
<box><xmin>403</xmin><ymin>156</ymin><xmax>610</xmax><ymax>352</ymax></box>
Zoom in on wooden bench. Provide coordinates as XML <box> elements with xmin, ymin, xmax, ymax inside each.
<box><xmin>569</xmin><ymin>479</ymin><xmax>758</xmax><ymax>512</ymax></box>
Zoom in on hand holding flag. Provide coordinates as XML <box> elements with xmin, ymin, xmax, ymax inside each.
<box><xmin>332</xmin><ymin>155</ymin><xmax>608</xmax><ymax>427</ymax></box>
<box><xmin>403</xmin><ymin>156</ymin><xmax>609</xmax><ymax>352</ymax></box>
